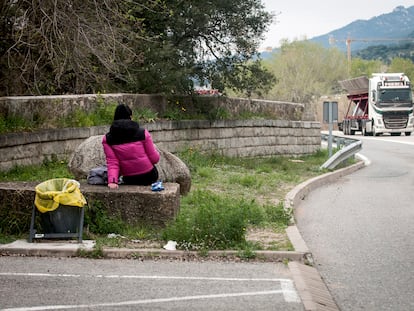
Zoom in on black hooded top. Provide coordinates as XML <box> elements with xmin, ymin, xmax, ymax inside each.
<box><xmin>105</xmin><ymin>119</ymin><xmax>145</xmax><ymax>145</ymax></box>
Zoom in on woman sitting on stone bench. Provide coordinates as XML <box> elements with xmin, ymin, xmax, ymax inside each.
<box><xmin>102</xmin><ymin>104</ymin><xmax>160</xmax><ymax>189</ymax></box>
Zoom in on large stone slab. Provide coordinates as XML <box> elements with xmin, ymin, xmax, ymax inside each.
<box><xmin>80</xmin><ymin>183</ymin><xmax>180</xmax><ymax>227</ymax></box>
<box><xmin>0</xmin><ymin>181</ymin><xmax>180</xmax><ymax>229</ymax></box>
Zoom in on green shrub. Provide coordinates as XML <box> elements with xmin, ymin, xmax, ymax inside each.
<box><xmin>84</xmin><ymin>201</ymin><xmax>124</xmax><ymax>234</ymax></box>
<box><xmin>263</xmin><ymin>202</ymin><xmax>291</xmax><ymax>226</ymax></box>
<box><xmin>134</xmin><ymin>107</ymin><xmax>158</xmax><ymax>123</ymax></box>
<box><xmin>162</xmin><ymin>190</ymin><xmax>265</xmax><ymax>250</ymax></box>
<box><xmin>0</xmin><ymin>113</ymin><xmax>38</xmax><ymax>134</ymax></box>
<box><xmin>0</xmin><ymin>158</ymin><xmax>73</xmax><ymax>182</ymax></box>
<box><xmin>61</xmin><ymin>101</ymin><xmax>117</xmax><ymax>128</ymax></box>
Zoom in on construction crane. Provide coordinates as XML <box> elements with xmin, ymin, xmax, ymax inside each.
<box><xmin>329</xmin><ymin>35</ymin><xmax>414</xmax><ymax>73</ymax></box>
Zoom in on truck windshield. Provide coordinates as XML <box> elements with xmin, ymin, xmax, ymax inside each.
<box><xmin>378</xmin><ymin>89</ymin><xmax>413</xmax><ymax>108</ymax></box>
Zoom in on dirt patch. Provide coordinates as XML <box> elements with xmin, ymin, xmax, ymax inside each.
<box><xmin>102</xmin><ymin>228</ymin><xmax>292</xmax><ymax>252</ymax></box>
<box><xmin>246</xmin><ymin>227</ymin><xmax>292</xmax><ymax>251</ymax></box>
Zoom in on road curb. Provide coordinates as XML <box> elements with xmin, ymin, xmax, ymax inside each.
<box><xmin>284</xmin><ymin>160</ymin><xmax>365</xmax><ymax>213</ymax></box>
<box><xmin>285</xmin><ymin>160</ymin><xmax>365</xmax><ymax>310</ymax></box>
<box><xmin>0</xmin><ymin>240</ymin><xmax>307</xmax><ymax>262</ymax></box>
<box><xmin>101</xmin><ymin>248</ymin><xmax>307</xmax><ymax>262</ymax></box>
<box><xmin>289</xmin><ymin>261</ymin><xmax>340</xmax><ymax>311</ymax></box>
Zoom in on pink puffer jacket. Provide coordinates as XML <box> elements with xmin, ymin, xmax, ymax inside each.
<box><xmin>102</xmin><ymin>120</ymin><xmax>160</xmax><ymax>184</ymax></box>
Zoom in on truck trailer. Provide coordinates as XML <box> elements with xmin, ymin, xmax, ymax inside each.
<box><xmin>339</xmin><ymin>73</ymin><xmax>414</xmax><ymax>136</ymax></box>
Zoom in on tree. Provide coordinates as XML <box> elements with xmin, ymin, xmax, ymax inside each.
<box><xmin>0</xmin><ymin>0</ymin><xmax>144</xmax><ymax>95</ymax></box>
<box><xmin>350</xmin><ymin>58</ymin><xmax>384</xmax><ymax>78</ymax></box>
<box><xmin>124</xmin><ymin>0</ymin><xmax>275</xmax><ymax>95</ymax></box>
<box><xmin>389</xmin><ymin>57</ymin><xmax>414</xmax><ymax>81</ymax></box>
<box><xmin>262</xmin><ymin>40</ymin><xmax>348</xmax><ymax>103</ymax></box>
<box><xmin>0</xmin><ymin>0</ymin><xmax>274</xmax><ymax>96</ymax></box>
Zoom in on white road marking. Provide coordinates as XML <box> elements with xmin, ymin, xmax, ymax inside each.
<box><xmin>0</xmin><ymin>273</ymin><xmax>301</xmax><ymax>310</ymax></box>
<box><xmin>2</xmin><ymin>290</ymin><xmax>287</xmax><ymax>310</ymax></box>
<box><xmin>280</xmin><ymin>279</ymin><xmax>301</xmax><ymax>303</ymax></box>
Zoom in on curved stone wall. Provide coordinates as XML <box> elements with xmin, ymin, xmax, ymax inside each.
<box><xmin>0</xmin><ymin>119</ymin><xmax>320</xmax><ymax>171</ymax></box>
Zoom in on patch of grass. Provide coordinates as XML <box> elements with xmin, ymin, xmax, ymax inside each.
<box><xmin>0</xmin><ymin>114</ymin><xmax>39</xmax><ymax>133</ymax></box>
<box><xmin>83</xmin><ymin>200</ymin><xmax>160</xmax><ymax>241</ymax></box>
<box><xmin>161</xmin><ymin>190</ymin><xmax>253</xmax><ymax>250</ymax></box>
<box><xmin>0</xmin><ymin>209</ymin><xmax>31</xmax><ymax>236</ymax></box>
<box><xmin>0</xmin><ymin>157</ymin><xmax>74</xmax><ymax>182</ymax></box>
<box><xmin>228</xmin><ymin>174</ymin><xmax>262</xmax><ymax>189</ymax></box>
<box><xmin>206</xmin><ymin>107</ymin><xmax>230</xmax><ymax>121</ymax></box>
<box><xmin>84</xmin><ymin>202</ymin><xmax>125</xmax><ymax>235</ymax></box>
<box><xmin>0</xmin><ymin>146</ymin><xmax>331</xmax><ymax>251</ymax></box>
<box><xmin>134</xmin><ymin>108</ymin><xmax>158</xmax><ymax>123</ymax></box>
<box><xmin>61</xmin><ymin>101</ymin><xmax>117</xmax><ymax>128</ymax></box>
<box><xmin>0</xmin><ymin>233</ymin><xmax>24</xmax><ymax>244</ymax></box>
<box><xmin>77</xmin><ymin>242</ymin><xmax>104</xmax><ymax>258</ymax></box>
<box><xmin>236</xmin><ymin>247</ymin><xmax>257</xmax><ymax>260</ymax></box>
<box><xmin>0</xmin><ymin>96</ymin><xmax>119</xmax><ymax>134</ymax></box>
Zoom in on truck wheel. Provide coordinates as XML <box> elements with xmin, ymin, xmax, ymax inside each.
<box><xmin>405</xmin><ymin>132</ymin><xmax>411</xmax><ymax>136</ymax></box>
<box><xmin>362</xmin><ymin>127</ymin><xmax>367</xmax><ymax>136</ymax></box>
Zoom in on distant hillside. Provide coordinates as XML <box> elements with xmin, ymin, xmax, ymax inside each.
<box><xmin>355</xmin><ymin>41</ymin><xmax>414</xmax><ymax>63</ymax></box>
<box><xmin>311</xmin><ymin>5</ymin><xmax>414</xmax><ymax>52</ymax></box>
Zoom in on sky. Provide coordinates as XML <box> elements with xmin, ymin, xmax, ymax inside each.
<box><xmin>260</xmin><ymin>0</ymin><xmax>414</xmax><ymax>50</ymax></box>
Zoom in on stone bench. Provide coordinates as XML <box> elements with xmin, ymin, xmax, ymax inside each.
<box><xmin>0</xmin><ymin>181</ymin><xmax>180</xmax><ymax>231</ymax></box>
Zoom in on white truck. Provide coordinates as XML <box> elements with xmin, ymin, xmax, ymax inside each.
<box><xmin>339</xmin><ymin>73</ymin><xmax>414</xmax><ymax>136</ymax></box>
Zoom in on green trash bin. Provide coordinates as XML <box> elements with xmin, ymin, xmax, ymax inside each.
<box><xmin>29</xmin><ymin>178</ymin><xmax>87</xmax><ymax>242</ymax></box>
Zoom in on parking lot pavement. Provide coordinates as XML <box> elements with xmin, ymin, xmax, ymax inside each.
<box><xmin>0</xmin><ymin>256</ymin><xmax>306</xmax><ymax>311</ymax></box>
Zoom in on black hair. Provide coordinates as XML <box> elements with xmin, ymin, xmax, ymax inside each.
<box><xmin>113</xmin><ymin>104</ymin><xmax>132</xmax><ymax>120</ymax></box>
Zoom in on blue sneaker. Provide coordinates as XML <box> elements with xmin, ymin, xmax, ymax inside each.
<box><xmin>151</xmin><ymin>181</ymin><xmax>164</xmax><ymax>191</ymax></box>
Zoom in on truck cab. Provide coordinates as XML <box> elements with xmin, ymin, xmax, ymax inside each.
<box><xmin>340</xmin><ymin>73</ymin><xmax>414</xmax><ymax>136</ymax></box>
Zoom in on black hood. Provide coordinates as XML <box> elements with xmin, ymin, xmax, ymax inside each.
<box><xmin>105</xmin><ymin>119</ymin><xmax>145</xmax><ymax>145</ymax></box>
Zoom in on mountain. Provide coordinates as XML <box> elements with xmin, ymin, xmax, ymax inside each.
<box><xmin>310</xmin><ymin>5</ymin><xmax>414</xmax><ymax>52</ymax></box>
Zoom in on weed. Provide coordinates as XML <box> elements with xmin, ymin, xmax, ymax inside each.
<box><xmin>263</xmin><ymin>202</ymin><xmax>291</xmax><ymax>227</ymax></box>
<box><xmin>84</xmin><ymin>201</ymin><xmax>124</xmax><ymax>235</ymax></box>
<box><xmin>197</xmin><ymin>248</ymin><xmax>209</xmax><ymax>257</ymax></box>
<box><xmin>163</xmin><ymin>100</ymin><xmax>188</xmax><ymax>121</ymax></box>
<box><xmin>0</xmin><ymin>112</ymin><xmax>45</xmax><ymax>134</ymax></box>
<box><xmin>0</xmin><ymin>233</ymin><xmax>24</xmax><ymax>244</ymax></box>
<box><xmin>161</xmin><ymin>190</ymin><xmax>267</xmax><ymax>250</ymax></box>
<box><xmin>206</xmin><ymin>107</ymin><xmax>230</xmax><ymax>121</ymax></box>
<box><xmin>77</xmin><ymin>242</ymin><xmax>104</xmax><ymax>258</ymax></box>
<box><xmin>237</xmin><ymin>247</ymin><xmax>257</xmax><ymax>260</ymax></box>
<box><xmin>0</xmin><ymin>159</ymin><xmax>73</xmax><ymax>182</ymax></box>
<box><xmin>134</xmin><ymin>108</ymin><xmax>158</xmax><ymax>123</ymax></box>
<box><xmin>62</xmin><ymin>100</ymin><xmax>117</xmax><ymax>128</ymax></box>
<box><xmin>228</xmin><ymin>174</ymin><xmax>262</xmax><ymax>189</ymax></box>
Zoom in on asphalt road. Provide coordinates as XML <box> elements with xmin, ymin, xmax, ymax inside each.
<box><xmin>296</xmin><ymin>133</ymin><xmax>414</xmax><ymax>311</ymax></box>
<box><xmin>0</xmin><ymin>257</ymin><xmax>304</xmax><ymax>311</ymax></box>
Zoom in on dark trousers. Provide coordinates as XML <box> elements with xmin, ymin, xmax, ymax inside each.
<box><xmin>122</xmin><ymin>166</ymin><xmax>159</xmax><ymax>186</ymax></box>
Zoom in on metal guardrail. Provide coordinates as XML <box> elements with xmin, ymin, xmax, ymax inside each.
<box><xmin>320</xmin><ymin>134</ymin><xmax>362</xmax><ymax>170</ymax></box>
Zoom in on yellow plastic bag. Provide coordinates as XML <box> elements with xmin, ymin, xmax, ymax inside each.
<box><xmin>34</xmin><ymin>178</ymin><xmax>87</xmax><ymax>213</ymax></box>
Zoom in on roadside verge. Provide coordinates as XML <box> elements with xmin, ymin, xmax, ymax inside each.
<box><xmin>0</xmin><ymin>159</ymin><xmax>365</xmax><ymax>264</ymax></box>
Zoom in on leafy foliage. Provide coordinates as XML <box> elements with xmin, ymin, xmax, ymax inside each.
<box><xmin>389</xmin><ymin>57</ymin><xmax>414</xmax><ymax>81</ymax></box>
<box><xmin>161</xmin><ymin>190</ymin><xmax>253</xmax><ymax>250</ymax></box>
<box><xmin>350</xmin><ymin>58</ymin><xmax>383</xmax><ymax>78</ymax></box>
<box><xmin>355</xmin><ymin>43</ymin><xmax>414</xmax><ymax>64</ymax></box>
<box><xmin>261</xmin><ymin>40</ymin><xmax>348</xmax><ymax>103</ymax></box>
<box><xmin>0</xmin><ymin>0</ymin><xmax>275</xmax><ymax>97</ymax></box>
